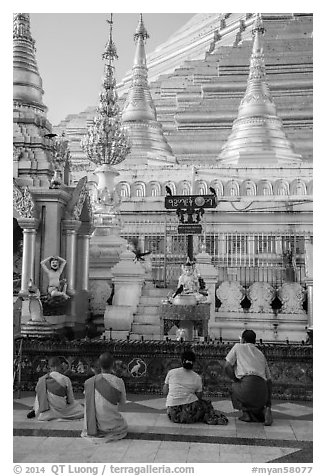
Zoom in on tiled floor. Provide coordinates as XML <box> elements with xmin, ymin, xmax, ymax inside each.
<box><xmin>13</xmin><ymin>393</ymin><xmax>313</xmax><ymax>464</ymax></box>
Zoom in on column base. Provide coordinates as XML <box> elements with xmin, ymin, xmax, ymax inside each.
<box><xmin>21</xmin><ymin>320</ymin><xmax>55</xmax><ymax>338</ymax></box>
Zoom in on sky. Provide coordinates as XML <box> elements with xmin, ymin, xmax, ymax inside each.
<box><xmin>30</xmin><ymin>13</ymin><xmax>194</xmax><ymax>125</ymax></box>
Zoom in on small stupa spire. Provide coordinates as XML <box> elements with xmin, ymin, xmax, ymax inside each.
<box><xmin>218</xmin><ymin>13</ymin><xmax>302</xmax><ymax>165</ymax></box>
<box><xmin>81</xmin><ymin>14</ymin><xmax>130</xmax><ymax>166</ymax></box>
<box><xmin>121</xmin><ymin>14</ymin><xmax>175</xmax><ymax>165</ymax></box>
<box><xmin>134</xmin><ymin>13</ymin><xmax>150</xmax><ymax>42</ymax></box>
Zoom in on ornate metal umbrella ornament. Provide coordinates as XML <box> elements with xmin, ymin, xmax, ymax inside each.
<box><xmin>81</xmin><ymin>13</ymin><xmax>130</xmax><ymax>235</ymax></box>
<box><xmin>81</xmin><ymin>13</ymin><xmax>130</xmax><ymax>169</ymax></box>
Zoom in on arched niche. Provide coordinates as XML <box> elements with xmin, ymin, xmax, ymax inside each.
<box><xmin>195</xmin><ymin>180</ymin><xmax>208</xmax><ymax>195</ymax></box>
<box><xmin>275</xmin><ymin>179</ymin><xmax>290</xmax><ymax>196</ymax></box>
<box><xmin>131</xmin><ymin>182</ymin><xmax>146</xmax><ymax>198</ymax></box>
<box><xmin>209</xmin><ymin>180</ymin><xmax>224</xmax><ymax>197</ymax></box>
<box><xmin>224</xmin><ymin>180</ymin><xmax>240</xmax><ymax>197</ymax></box>
<box><xmin>116</xmin><ymin>181</ymin><xmax>131</xmax><ymax>198</ymax></box>
<box><xmin>147</xmin><ymin>181</ymin><xmax>162</xmax><ymax>197</ymax></box>
<box><xmin>289</xmin><ymin>179</ymin><xmax>307</xmax><ymax>196</ymax></box>
<box><xmin>257</xmin><ymin>180</ymin><xmax>273</xmax><ymax>196</ymax></box>
<box><xmin>240</xmin><ymin>180</ymin><xmax>257</xmax><ymax>196</ymax></box>
<box><xmin>164</xmin><ymin>181</ymin><xmax>177</xmax><ymax>196</ymax></box>
<box><xmin>177</xmin><ymin>181</ymin><xmax>191</xmax><ymax>195</ymax></box>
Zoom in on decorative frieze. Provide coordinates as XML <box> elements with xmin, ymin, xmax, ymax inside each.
<box><xmin>13</xmin><ymin>179</ymin><xmax>36</xmax><ymax>219</ymax></box>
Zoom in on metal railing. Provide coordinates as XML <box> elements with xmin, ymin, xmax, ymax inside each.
<box><xmin>120</xmin><ymin>217</ymin><xmax>311</xmax><ymax>288</ymax></box>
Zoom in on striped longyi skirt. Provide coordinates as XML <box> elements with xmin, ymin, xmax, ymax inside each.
<box><xmin>167</xmin><ymin>398</ymin><xmax>228</xmax><ymax>425</ymax></box>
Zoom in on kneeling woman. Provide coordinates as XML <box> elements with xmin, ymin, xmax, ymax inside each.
<box><xmin>163</xmin><ymin>350</ymin><xmax>228</xmax><ymax>425</ymax></box>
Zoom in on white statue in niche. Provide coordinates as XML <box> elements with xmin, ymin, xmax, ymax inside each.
<box><xmin>216</xmin><ymin>281</ymin><xmax>245</xmax><ymax>312</ymax></box>
<box><xmin>248</xmin><ymin>282</ymin><xmax>275</xmax><ymax>313</ymax></box>
<box><xmin>278</xmin><ymin>282</ymin><xmax>305</xmax><ymax>314</ymax></box>
<box><xmin>41</xmin><ymin>256</ymin><xmax>69</xmax><ymax>300</ymax></box>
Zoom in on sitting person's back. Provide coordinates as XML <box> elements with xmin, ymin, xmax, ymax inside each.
<box><xmin>225</xmin><ymin>329</ymin><xmax>273</xmax><ymax>425</ymax></box>
<box><xmin>82</xmin><ymin>352</ymin><xmax>127</xmax><ymax>441</ymax></box>
<box><xmin>165</xmin><ymin>366</ymin><xmax>202</xmax><ymax>407</ymax></box>
<box><xmin>163</xmin><ymin>350</ymin><xmax>228</xmax><ymax>425</ymax></box>
<box><xmin>33</xmin><ymin>356</ymin><xmax>83</xmax><ymax>421</ymax></box>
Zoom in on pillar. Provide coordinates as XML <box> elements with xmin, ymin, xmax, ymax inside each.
<box><xmin>62</xmin><ymin>219</ymin><xmax>81</xmax><ymax>295</ymax></box>
<box><xmin>306</xmin><ymin>279</ymin><xmax>313</xmax><ymax>329</ymax></box>
<box><xmin>195</xmin><ymin>247</ymin><xmax>218</xmax><ymax>335</ymax></box>
<box><xmin>304</xmin><ymin>241</ymin><xmax>313</xmax><ymax>331</ymax></box>
<box><xmin>77</xmin><ymin>223</ymin><xmax>93</xmax><ymax>291</ymax></box>
<box><xmin>17</xmin><ymin>218</ymin><xmax>39</xmax><ymax>295</ymax></box>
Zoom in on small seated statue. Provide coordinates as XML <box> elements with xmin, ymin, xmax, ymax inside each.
<box><xmin>41</xmin><ymin>256</ymin><xmax>69</xmax><ymax>301</ymax></box>
<box><xmin>170</xmin><ymin>259</ymin><xmax>207</xmax><ymax>304</ymax></box>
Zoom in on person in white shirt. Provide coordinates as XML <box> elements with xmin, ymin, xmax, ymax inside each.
<box><xmin>225</xmin><ymin>329</ymin><xmax>273</xmax><ymax>425</ymax></box>
<box><xmin>163</xmin><ymin>350</ymin><xmax>228</xmax><ymax>425</ymax></box>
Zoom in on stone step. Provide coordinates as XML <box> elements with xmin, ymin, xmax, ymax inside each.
<box><xmin>139</xmin><ymin>296</ymin><xmax>163</xmax><ymax>305</ymax></box>
<box><xmin>129</xmin><ymin>334</ymin><xmax>162</xmax><ymax>341</ymax></box>
<box><xmin>131</xmin><ymin>323</ymin><xmax>161</xmax><ymax>335</ymax></box>
<box><xmin>136</xmin><ymin>305</ymin><xmax>160</xmax><ymax>315</ymax></box>
<box><xmin>133</xmin><ymin>314</ymin><xmax>160</xmax><ymax>325</ymax></box>
<box><xmin>144</xmin><ymin>288</ymin><xmax>173</xmax><ymax>298</ymax></box>
<box><xmin>104</xmin><ymin>330</ymin><xmax>130</xmax><ymax>340</ymax></box>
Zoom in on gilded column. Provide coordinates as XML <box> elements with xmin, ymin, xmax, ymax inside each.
<box><xmin>17</xmin><ymin>218</ymin><xmax>39</xmax><ymax>294</ymax></box>
<box><xmin>62</xmin><ymin>219</ymin><xmax>81</xmax><ymax>295</ymax></box>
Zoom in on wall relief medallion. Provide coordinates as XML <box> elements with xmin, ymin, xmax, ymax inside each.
<box><xmin>248</xmin><ymin>282</ymin><xmax>275</xmax><ymax>313</ymax></box>
<box><xmin>216</xmin><ymin>281</ymin><xmax>245</xmax><ymax>312</ymax></box>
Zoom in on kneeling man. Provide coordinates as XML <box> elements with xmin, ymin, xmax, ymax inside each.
<box><xmin>225</xmin><ymin>329</ymin><xmax>273</xmax><ymax>425</ymax></box>
<box><xmin>81</xmin><ymin>352</ymin><xmax>128</xmax><ymax>441</ymax></box>
<box><xmin>33</xmin><ymin>356</ymin><xmax>84</xmax><ymax>421</ymax></box>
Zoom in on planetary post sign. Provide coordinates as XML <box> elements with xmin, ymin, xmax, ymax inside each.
<box><xmin>165</xmin><ymin>194</ymin><xmax>217</xmax><ymax>235</ymax></box>
<box><xmin>164</xmin><ymin>195</ymin><xmax>216</xmax><ymax>210</ymax></box>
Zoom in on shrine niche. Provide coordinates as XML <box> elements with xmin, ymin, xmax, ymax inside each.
<box><xmin>13</xmin><ymin>175</ymin><xmax>93</xmax><ymax>336</ymax></box>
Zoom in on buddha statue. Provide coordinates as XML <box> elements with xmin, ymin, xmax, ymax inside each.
<box><xmin>170</xmin><ymin>259</ymin><xmax>207</xmax><ymax>305</ymax></box>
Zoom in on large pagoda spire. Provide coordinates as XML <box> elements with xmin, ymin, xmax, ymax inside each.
<box><xmin>218</xmin><ymin>13</ymin><xmax>302</xmax><ymax>165</ymax></box>
<box><xmin>121</xmin><ymin>14</ymin><xmax>175</xmax><ymax>166</ymax></box>
<box><xmin>13</xmin><ymin>13</ymin><xmax>46</xmax><ymax>111</ymax></box>
<box><xmin>13</xmin><ymin>13</ymin><xmax>54</xmax><ymax>186</ymax></box>
<box><xmin>81</xmin><ymin>14</ymin><xmax>130</xmax><ymax>167</ymax></box>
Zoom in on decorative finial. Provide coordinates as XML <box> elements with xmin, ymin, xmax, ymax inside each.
<box><xmin>252</xmin><ymin>13</ymin><xmax>265</xmax><ymax>35</ymax></box>
<box><xmin>13</xmin><ymin>13</ymin><xmax>32</xmax><ymax>40</ymax></box>
<box><xmin>103</xmin><ymin>13</ymin><xmax>118</xmax><ymax>62</ymax></box>
<box><xmin>252</xmin><ymin>13</ymin><xmax>265</xmax><ymax>55</ymax></box>
<box><xmin>134</xmin><ymin>13</ymin><xmax>149</xmax><ymax>42</ymax></box>
<box><xmin>81</xmin><ymin>14</ymin><xmax>130</xmax><ymax>166</ymax></box>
